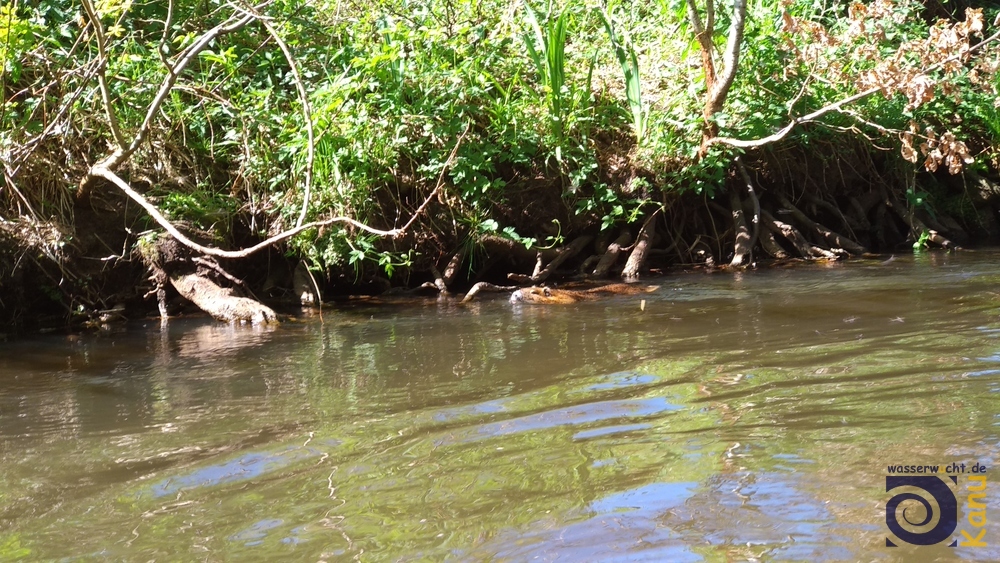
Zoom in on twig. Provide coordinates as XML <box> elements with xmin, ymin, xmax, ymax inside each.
<box><xmin>93</xmin><ymin>165</ymin><xmax>396</xmax><ymax>258</ymax></box>
<box><xmin>158</xmin><ymin>0</ymin><xmax>175</xmax><ymax>67</ymax></box>
<box><xmin>396</xmin><ymin>123</ymin><xmax>470</xmax><ymax>234</ymax></box>
<box><xmin>90</xmin><ymin>4</ymin><xmax>265</xmax><ymax>174</ymax></box>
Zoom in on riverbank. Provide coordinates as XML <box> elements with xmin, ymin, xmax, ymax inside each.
<box><xmin>2</xmin><ymin>0</ymin><xmax>998</xmax><ymax>333</ymax></box>
<box><xmin>4</xmin><ymin>150</ymin><xmax>1000</xmax><ymax>335</ymax></box>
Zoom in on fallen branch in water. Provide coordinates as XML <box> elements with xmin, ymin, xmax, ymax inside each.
<box><xmin>461</xmin><ymin>282</ymin><xmax>519</xmax><ymax>303</ymax></box>
<box><xmin>170</xmin><ymin>273</ymin><xmax>278</xmax><ymax>324</ymax></box>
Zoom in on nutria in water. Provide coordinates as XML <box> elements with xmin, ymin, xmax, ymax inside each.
<box><xmin>509</xmin><ymin>283</ymin><xmax>659</xmax><ymax>304</ymax></box>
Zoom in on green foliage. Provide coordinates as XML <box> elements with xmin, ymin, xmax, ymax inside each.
<box><xmin>4</xmin><ymin>0</ymin><xmax>999</xmax><ymax>282</ymax></box>
<box><xmin>913</xmin><ymin>229</ymin><xmax>931</xmax><ymax>252</ymax></box>
<box><xmin>158</xmin><ymin>190</ymin><xmax>237</xmax><ymax>232</ymax></box>
<box><xmin>575</xmin><ymin>181</ymin><xmax>649</xmax><ymax>231</ymax></box>
<box><xmin>0</xmin><ymin>3</ymin><xmax>39</xmax><ymax>82</ymax></box>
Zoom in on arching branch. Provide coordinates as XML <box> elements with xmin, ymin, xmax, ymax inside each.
<box><xmin>90</xmin><ymin>125</ymin><xmax>467</xmax><ymax>259</ymax></box>
<box><xmin>82</xmin><ymin>3</ymin><xmax>266</xmax><ymax>178</ymax></box>
<box><xmin>708</xmin><ymin>28</ymin><xmax>1000</xmax><ymax>150</ymax></box>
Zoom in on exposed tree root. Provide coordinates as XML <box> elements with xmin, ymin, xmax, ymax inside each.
<box><xmin>508</xmin><ymin>235</ymin><xmax>593</xmax><ymax>284</ymax></box>
<box><xmin>593</xmin><ymin>229</ymin><xmax>632</xmax><ymax>278</ymax></box>
<box><xmin>758</xmin><ymin>226</ymin><xmax>789</xmax><ymax>259</ymax></box>
<box><xmin>846</xmin><ymin>196</ymin><xmax>873</xmax><ymax>234</ymax></box>
<box><xmin>622</xmin><ymin>208</ymin><xmax>661</xmax><ymax>279</ymax></box>
<box><xmin>577</xmin><ymin>255</ymin><xmax>600</xmax><ymax>275</ymax></box>
<box><xmin>888</xmin><ymin>199</ymin><xmax>957</xmax><ymax>249</ymax></box>
<box><xmin>482</xmin><ymin>235</ymin><xmax>559</xmax><ymax>265</ymax></box>
<box><xmin>804</xmin><ymin>192</ymin><xmax>860</xmax><ymax>236</ymax></box>
<box><xmin>776</xmin><ymin>193</ymin><xmax>866</xmax><ymax>255</ymax></box>
<box><xmin>762</xmin><ymin>210</ymin><xmax>836</xmax><ymax>260</ymax></box>
<box><xmin>727</xmin><ymin>157</ymin><xmax>761</xmax><ymax>268</ymax></box>
<box><xmin>429</xmin><ymin>264</ymin><xmax>449</xmax><ymax>295</ymax></box>
<box><xmin>442</xmin><ymin>248</ymin><xmax>466</xmax><ymax>289</ymax></box>
<box><xmin>729</xmin><ymin>189</ymin><xmax>752</xmax><ymax>268</ymax></box>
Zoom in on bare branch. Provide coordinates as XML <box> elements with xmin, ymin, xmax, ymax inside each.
<box><xmin>158</xmin><ymin>0</ymin><xmax>175</xmax><ymax>67</ymax></box>
<box><xmin>79</xmin><ymin>0</ymin><xmax>126</xmax><ymax>148</ymax></box>
<box><xmin>94</xmin><ymin>5</ymin><xmax>265</xmax><ymax>173</ymax></box>
<box><xmin>92</xmin><ymin>164</ymin><xmax>399</xmax><ymax>259</ymax></box>
<box><xmin>396</xmin><ymin>123</ymin><xmax>469</xmax><ymax>233</ymax></box>
<box><xmin>89</xmin><ymin>123</ymin><xmax>468</xmax><ymax>259</ymax></box>
<box><xmin>685</xmin><ymin>0</ymin><xmax>705</xmax><ymax>38</ymax></box>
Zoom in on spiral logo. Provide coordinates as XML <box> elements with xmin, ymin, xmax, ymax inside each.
<box><xmin>885</xmin><ymin>475</ymin><xmax>958</xmax><ymax>546</ymax></box>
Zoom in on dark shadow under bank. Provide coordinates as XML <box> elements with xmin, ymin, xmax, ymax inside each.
<box><xmin>3</xmin><ymin>153</ymin><xmax>1000</xmax><ymax>337</ymax></box>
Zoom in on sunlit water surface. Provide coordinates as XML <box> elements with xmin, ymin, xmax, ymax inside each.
<box><xmin>2</xmin><ymin>252</ymin><xmax>1000</xmax><ymax>561</ymax></box>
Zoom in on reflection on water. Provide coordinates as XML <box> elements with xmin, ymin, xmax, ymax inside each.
<box><xmin>1</xmin><ymin>251</ymin><xmax>1000</xmax><ymax>560</ymax></box>
<box><xmin>146</xmin><ymin>446</ymin><xmax>325</xmax><ymax>499</ymax></box>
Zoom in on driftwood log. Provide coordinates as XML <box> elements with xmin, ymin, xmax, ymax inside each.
<box><xmin>170</xmin><ymin>273</ymin><xmax>278</xmax><ymax>324</ymax></box>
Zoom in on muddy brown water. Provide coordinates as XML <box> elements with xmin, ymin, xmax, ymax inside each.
<box><xmin>1</xmin><ymin>251</ymin><xmax>999</xmax><ymax>561</ymax></box>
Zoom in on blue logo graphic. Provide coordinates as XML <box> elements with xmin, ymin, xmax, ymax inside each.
<box><xmin>885</xmin><ymin>475</ymin><xmax>958</xmax><ymax>546</ymax></box>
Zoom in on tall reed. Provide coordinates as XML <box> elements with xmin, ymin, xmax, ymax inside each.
<box><xmin>598</xmin><ymin>1</ymin><xmax>645</xmax><ymax>144</ymax></box>
<box><xmin>521</xmin><ymin>0</ymin><xmax>568</xmax><ymax>147</ymax></box>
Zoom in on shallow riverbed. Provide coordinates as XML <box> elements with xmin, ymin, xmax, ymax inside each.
<box><xmin>1</xmin><ymin>251</ymin><xmax>999</xmax><ymax>561</ymax></box>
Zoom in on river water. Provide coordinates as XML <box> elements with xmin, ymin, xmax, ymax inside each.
<box><xmin>1</xmin><ymin>251</ymin><xmax>999</xmax><ymax>561</ymax></box>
